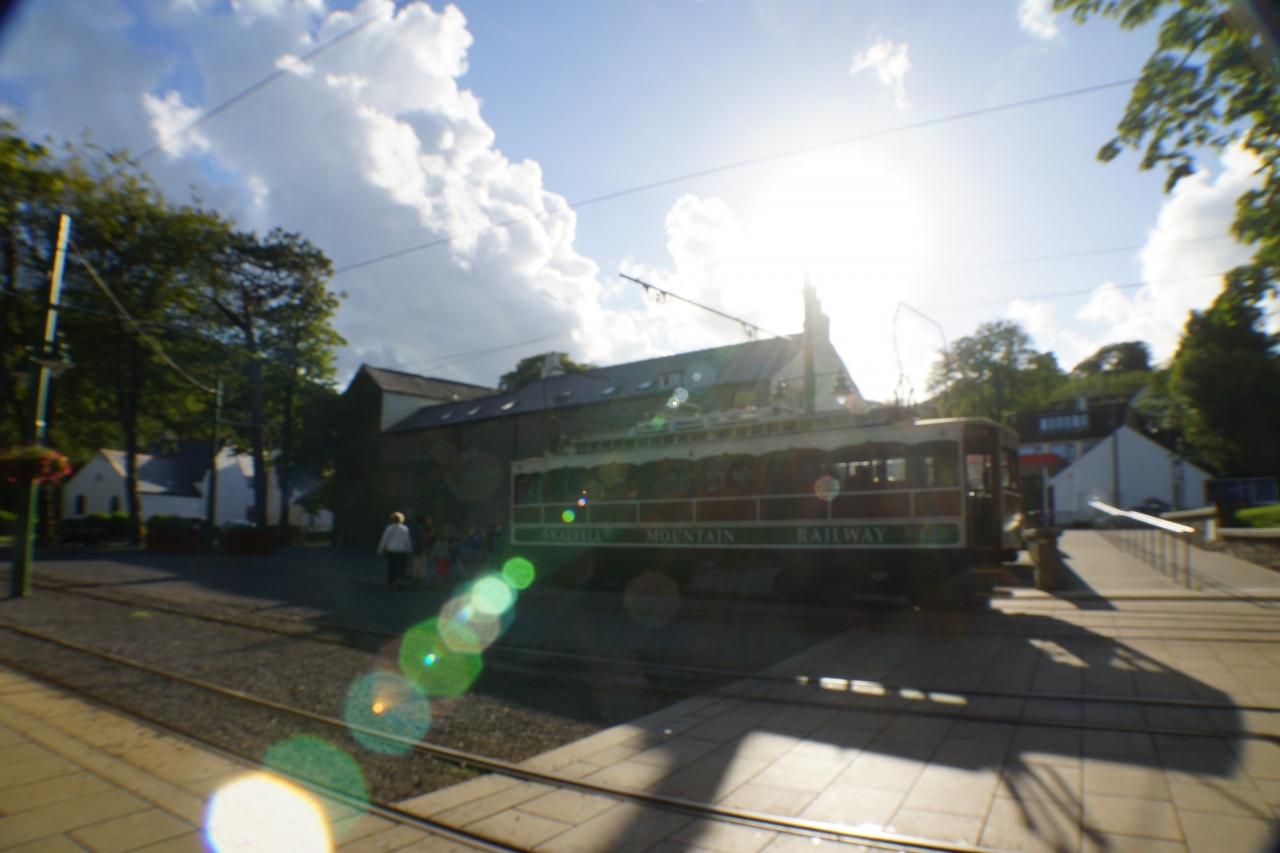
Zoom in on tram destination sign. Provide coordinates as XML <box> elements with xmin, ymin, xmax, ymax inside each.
<box><xmin>512</xmin><ymin>522</ymin><xmax>960</xmax><ymax>548</ymax></box>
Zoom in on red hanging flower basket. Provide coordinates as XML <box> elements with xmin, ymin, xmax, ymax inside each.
<box><xmin>0</xmin><ymin>445</ymin><xmax>73</xmax><ymax>485</ymax></box>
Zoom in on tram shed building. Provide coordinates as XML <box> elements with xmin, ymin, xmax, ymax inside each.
<box><xmin>334</xmin><ymin>324</ymin><xmax>859</xmax><ymax>547</ymax></box>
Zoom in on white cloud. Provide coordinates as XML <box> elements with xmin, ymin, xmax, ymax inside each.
<box><xmin>1017</xmin><ymin>0</ymin><xmax>1059</xmax><ymax>40</ymax></box>
<box><xmin>0</xmin><ymin>0</ymin><xmax>658</xmax><ymax>382</ymax></box>
<box><xmin>850</xmin><ymin>36</ymin><xmax>911</xmax><ymax>111</ymax></box>
<box><xmin>1009</xmin><ymin>145</ymin><xmax>1259</xmax><ymax>368</ymax></box>
<box><xmin>141</xmin><ymin>90</ymin><xmax>209</xmax><ymax>158</ymax></box>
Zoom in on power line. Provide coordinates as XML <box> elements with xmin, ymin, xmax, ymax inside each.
<box><xmin>134</xmin><ymin>5</ymin><xmax>393</xmax><ymax>164</ymax></box>
<box><xmin>393</xmin><ymin>328</ymin><xmax>573</xmax><ymax>372</ymax></box>
<box><xmin>922</xmin><ymin>271</ymin><xmax>1228</xmax><ymax>312</ymax></box>
<box><xmin>334</xmin><ymin>77</ymin><xmax>1138</xmax><ymax>275</ymax></box>
<box><xmin>906</xmin><ymin>234</ymin><xmax>1233</xmax><ymax>277</ymax></box>
<box><xmin>68</xmin><ymin>241</ymin><xmax>216</xmax><ymax>394</ymax></box>
<box><xmin>620</xmin><ymin>274</ymin><xmax>790</xmax><ymax>340</ymax></box>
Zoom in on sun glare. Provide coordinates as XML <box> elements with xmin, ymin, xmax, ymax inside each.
<box><xmin>205</xmin><ymin>773</ymin><xmax>331</xmax><ymax>853</ymax></box>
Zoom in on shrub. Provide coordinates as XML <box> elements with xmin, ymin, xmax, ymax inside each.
<box><xmin>89</xmin><ymin>512</ymin><xmax>132</xmax><ymax>540</ymax></box>
<box><xmin>147</xmin><ymin>514</ymin><xmax>198</xmax><ymax>532</ymax></box>
<box><xmin>1235</xmin><ymin>504</ymin><xmax>1280</xmax><ymax>529</ymax></box>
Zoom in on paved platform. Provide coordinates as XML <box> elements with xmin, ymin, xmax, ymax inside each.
<box><xmin>1054</xmin><ymin>531</ymin><xmax>1280</xmax><ymax>599</ymax></box>
<box><xmin>5</xmin><ymin>532</ymin><xmax>1280</xmax><ymax>853</ymax></box>
<box><xmin>0</xmin><ymin>666</ymin><xmax>470</xmax><ymax>853</ymax></box>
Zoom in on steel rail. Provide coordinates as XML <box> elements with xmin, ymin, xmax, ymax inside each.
<box><xmin>0</xmin><ymin>657</ymin><xmax>528</xmax><ymax>853</ymax></box>
<box><xmin>0</xmin><ymin>620</ymin><xmax>1007</xmax><ymax>853</ymax></box>
<box><xmin>24</xmin><ymin>578</ymin><xmax>1280</xmax><ymax>717</ymax></box>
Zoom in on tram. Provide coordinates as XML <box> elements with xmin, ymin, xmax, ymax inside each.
<box><xmin>508</xmin><ymin>406</ymin><xmax>1022</xmax><ymax>604</ymax></box>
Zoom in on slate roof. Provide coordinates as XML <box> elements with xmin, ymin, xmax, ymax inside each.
<box><xmin>388</xmin><ymin>336</ymin><xmax>806</xmax><ymax>433</ymax></box>
<box><xmin>360</xmin><ymin>365</ymin><xmax>493</xmax><ymax>401</ymax></box>
<box><xmin>102</xmin><ymin>450</ymin><xmax>204</xmax><ymax>497</ymax></box>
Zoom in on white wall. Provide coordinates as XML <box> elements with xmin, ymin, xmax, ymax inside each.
<box><xmin>62</xmin><ymin>453</ymin><xmax>127</xmax><ymax>517</ymax></box>
<box><xmin>1049</xmin><ymin>426</ymin><xmax>1212</xmax><ymax>524</ymax></box>
<box><xmin>62</xmin><ymin>447</ymin><xmax>332</xmax><ymax>529</ymax></box>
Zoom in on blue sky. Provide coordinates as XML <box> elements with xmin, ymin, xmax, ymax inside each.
<box><xmin>0</xmin><ymin>0</ymin><xmax>1257</xmax><ymax>400</ymax></box>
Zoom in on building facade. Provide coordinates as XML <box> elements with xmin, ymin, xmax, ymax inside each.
<box><xmin>334</xmin><ymin>292</ymin><xmax>861</xmax><ymax>546</ymax></box>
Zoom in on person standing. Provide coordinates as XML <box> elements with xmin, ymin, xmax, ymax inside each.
<box><xmin>431</xmin><ymin>523</ymin><xmax>454</xmax><ymax>585</ymax></box>
<box><xmin>377</xmin><ymin>512</ymin><xmax>413</xmax><ymax>588</ymax></box>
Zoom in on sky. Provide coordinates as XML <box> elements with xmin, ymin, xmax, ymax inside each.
<box><xmin>0</xmin><ymin>0</ymin><xmax>1262</xmax><ymax>402</ymax></box>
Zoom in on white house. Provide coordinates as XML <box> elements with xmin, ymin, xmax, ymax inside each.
<box><xmin>62</xmin><ymin>445</ymin><xmax>332</xmax><ymax>530</ymax></box>
<box><xmin>1047</xmin><ymin>425</ymin><xmax>1212</xmax><ymax>525</ymax></box>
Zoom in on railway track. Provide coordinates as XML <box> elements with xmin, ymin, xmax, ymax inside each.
<box><xmin>0</xmin><ymin>620</ymin><xmax>1013</xmax><ymax>853</ymax></box>
<box><xmin>5</xmin><ymin>581</ymin><xmax>1279</xmax><ymax>733</ymax></box>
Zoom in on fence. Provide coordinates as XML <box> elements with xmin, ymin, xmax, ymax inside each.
<box><xmin>1089</xmin><ymin>500</ymin><xmax>1195</xmax><ymax>588</ymax></box>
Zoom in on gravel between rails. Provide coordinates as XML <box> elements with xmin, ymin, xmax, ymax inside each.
<box><xmin>0</xmin><ymin>588</ymin><xmax>673</xmax><ymax>804</ymax></box>
<box><xmin>0</xmin><ymin>565</ymin><xmax>853</xmax><ymax>807</ymax></box>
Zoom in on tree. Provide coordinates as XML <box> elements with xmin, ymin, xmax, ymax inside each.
<box><xmin>262</xmin><ymin>275</ymin><xmax>343</xmax><ymax>539</ymax></box>
<box><xmin>1060</xmin><ymin>0</ymin><xmax>1280</xmax><ymax>476</ymax></box>
<box><xmin>210</xmin><ymin>228</ymin><xmax>332</xmax><ymax>527</ymax></box>
<box><xmin>928</xmin><ymin>320</ymin><xmax>1065</xmax><ymax>421</ymax></box>
<box><xmin>0</xmin><ymin>119</ymin><xmax>63</xmax><ymax>446</ymax></box>
<box><xmin>1072</xmin><ymin>341</ymin><xmax>1151</xmax><ymax>375</ymax></box>
<box><xmin>498</xmin><ymin>352</ymin><xmax>592</xmax><ymax>392</ymax></box>
<box><xmin>58</xmin><ymin>147</ymin><xmax>221</xmax><ymax>542</ymax></box>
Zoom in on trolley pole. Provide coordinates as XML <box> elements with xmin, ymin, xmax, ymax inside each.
<box><xmin>11</xmin><ymin>214</ymin><xmax>71</xmax><ymax>598</ymax></box>
<box><xmin>802</xmin><ymin>273</ymin><xmax>816</xmax><ymax>415</ymax></box>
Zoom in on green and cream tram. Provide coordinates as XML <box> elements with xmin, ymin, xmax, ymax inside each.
<box><xmin>509</xmin><ymin>407</ymin><xmax>1022</xmax><ymax>603</ymax></box>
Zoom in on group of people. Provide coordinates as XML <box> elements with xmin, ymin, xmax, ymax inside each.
<box><xmin>377</xmin><ymin>512</ymin><xmax>506</xmax><ymax>589</ymax></box>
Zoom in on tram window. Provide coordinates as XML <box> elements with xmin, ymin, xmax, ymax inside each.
<box><xmin>592</xmin><ymin>462</ymin><xmax>634</xmax><ymax>499</ymax></box>
<box><xmin>909</xmin><ymin>441</ymin><xmax>959</xmax><ymax>488</ymax></box>
<box><xmin>796</xmin><ymin>449</ymin><xmax>828</xmax><ymax>490</ymax></box>
<box><xmin>881</xmin><ymin>458</ymin><xmax>906</xmax><ymax>483</ymax></box>
<box><xmin>640</xmin><ymin>462</ymin><xmax>663</xmax><ymax>498</ymax></box>
<box><xmin>834</xmin><ymin>460</ymin><xmax>872</xmax><ymax>490</ymax></box>
<box><xmin>966</xmin><ymin>454</ymin><xmax>992</xmax><ymax>492</ymax></box>
<box><xmin>728</xmin><ymin>457</ymin><xmax>755</xmax><ymax>492</ymax></box>
<box><xmin>514</xmin><ymin>473</ymin><xmax>542</xmax><ymax>504</ymax></box>
<box><xmin>762</xmin><ymin>452</ymin><xmax>795</xmax><ymax>494</ymax></box>
<box><xmin>1000</xmin><ymin>447</ymin><xmax>1019</xmax><ymax>489</ymax></box>
<box><xmin>662</xmin><ymin>461</ymin><xmax>692</xmax><ymax>496</ymax></box>
<box><xmin>704</xmin><ymin>469</ymin><xmax>727</xmax><ymax>493</ymax></box>
<box><xmin>544</xmin><ymin>467</ymin><xmax>586</xmax><ymax>501</ymax></box>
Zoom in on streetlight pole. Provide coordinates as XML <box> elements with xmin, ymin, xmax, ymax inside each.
<box><xmin>11</xmin><ymin>214</ymin><xmax>71</xmax><ymax>598</ymax></box>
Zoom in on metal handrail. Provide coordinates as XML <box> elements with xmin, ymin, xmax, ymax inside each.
<box><xmin>1089</xmin><ymin>500</ymin><xmax>1194</xmax><ymax>588</ymax></box>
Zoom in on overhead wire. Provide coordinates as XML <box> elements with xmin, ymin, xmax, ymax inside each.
<box><xmin>132</xmin><ymin>4</ymin><xmax>395</xmax><ymax>164</ymax></box>
<box><xmin>333</xmin><ymin>78</ymin><xmax>1139</xmax><ymax>275</ymax></box>
<box><xmin>68</xmin><ymin>241</ymin><xmax>216</xmax><ymax>395</ymax></box>
<box><xmin>620</xmin><ymin>274</ymin><xmax>790</xmax><ymax>340</ymax></box>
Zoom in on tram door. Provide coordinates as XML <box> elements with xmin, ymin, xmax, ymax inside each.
<box><xmin>963</xmin><ymin>424</ymin><xmax>1000</xmax><ymax>549</ymax></box>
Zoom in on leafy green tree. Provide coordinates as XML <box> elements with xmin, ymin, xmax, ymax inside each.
<box><xmin>498</xmin><ymin>352</ymin><xmax>592</xmax><ymax>392</ymax></box>
<box><xmin>57</xmin><ymin>147</ymin><xmax>222</xmax><ymax>542</ymax></box>
<box><xmin>261</xmin><ymin>273</ymin><xmax>343</xmax><ymax>539</ymax></box>
<box><xmin>0</xmin><ymin>119</ymin><xmax>64</xmax><ymax>446</ymax></box>
<box><xmin>1059</xmin><ymin>0</ymin><xmax>1280</xmax><ymax>476</ymax></box>
<box><xmin>1072</xmin><ymin>341</ymin><xmax>1151</xmax><ymax>375</ymax></box>
<box><xmin>927</xmin><ymin>320</ymin><xmax>1065</xmax><ymax>421</ymax></box>
<box><xmin>210</xmin><ymin>228</ymin><xmax>332</xmax><ymax>527</ymax></box>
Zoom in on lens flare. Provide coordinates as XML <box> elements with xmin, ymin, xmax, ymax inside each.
<box><xmin>261</xmin><ymin>736</ymin><xmax>367</xmax><ymax>837</ymax></box>
<box><xmin>672</xmin><ymin>387</ymin><xmax>689</xmax><ymax>403</ymax></box>
<box><xmin>206</xmin><ymin>773</ymin><xmax>331</xmax><ymax>853</ymax></box>
<box><xmin>650</xmin><ymin>416</ymin><xmax>666</xmax><ymax>429</ymax></box>
<box><xmin>501</xmin><ymin>557</ymin><xmax>536</xmax><ymax>590</ymax></box>
<box><xmin>577</xmin><ymin>497</ymin><xmax>587</xmax><ymax>507</ymax></box>
<box><xmin>438</xmin><ymin>595</ymin><xmax>499</xmax><ymax>654</ymax></box>
<box><xmin>813</xmin><ymin>475</ymin><xmax>840</xmax><ymax>501</ymax></box>
<box><xmin>561</xmin><ymin>509</ymin><xmax>575</xmax><ymax>523</ymax></box>
<box><xmin>685</xmin><ymin>363</ymin><xmax>716</xmax><ymax>391</ymax></box>
<box><xmin>623</xmin><ymin>571</ymin><xmax>682</xmax><ymax>626</ymax></box>
<box><xmin>399</xmin><ymin>618</ymin><xmax>483</xmax><ymax>698</ymax></box>
<box><xmin>472</xmin><ymin>575</ymin><xmax>515</xmax><ymax>616</ymax></box>
<box><xmin>343</xmin><ymin>672</ymin><xmax>432</xmax><ymax>755</ymax></box>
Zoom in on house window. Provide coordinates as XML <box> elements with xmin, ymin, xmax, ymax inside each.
<box><xmin>109</xmin><ymin>495</ymin><xmax>120</xmax><ymax>513</ymax></box>
<box><xmin>659</xmin><ymin>372</ymin><xmax>681</xmax><ymax>389</ymax></box>
<box><xmin>74</xmin><ymin>495</ymin><xmax>85</xmax><ymax>515</ymax></box>
<box><xmin>1038</xmin><ymin>414</ymin><xmax>1088</xmax><ymax>433</ymax></box>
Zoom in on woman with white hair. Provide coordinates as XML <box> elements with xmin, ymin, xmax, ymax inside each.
<box><xmin>377</xmin><ymin>512</ymin><xmax>413</xmax><ymax>588</ymax></box>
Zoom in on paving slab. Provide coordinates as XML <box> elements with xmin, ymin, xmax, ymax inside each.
<box><xmin>0</xmin><ymin>666</ymin><xmax>464</xmax><ymax>853</ymax></box>
<box><xmin>397</xmin><ymin>536</ymin><xmax>1280</xmax><ymax>853</ymax></box>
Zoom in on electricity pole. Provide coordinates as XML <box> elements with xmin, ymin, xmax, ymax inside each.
<box><xmin>11</xmin><ymin>214</ymin><xmax>71</xmax><ymax>598</ymax></box>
